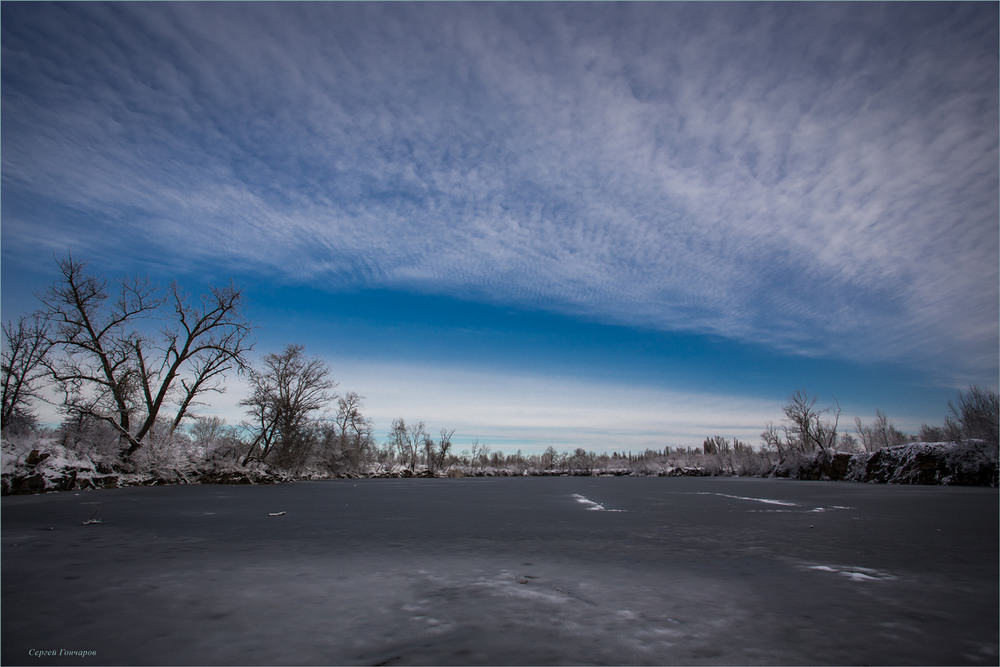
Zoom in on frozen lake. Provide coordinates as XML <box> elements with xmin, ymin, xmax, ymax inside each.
<box><xmin>3</xmin><ymin>477</ymin><xmax>997</xmax><ymax>665</ymax></box>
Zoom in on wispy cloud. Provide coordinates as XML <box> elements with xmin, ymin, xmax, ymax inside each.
<box><xmin>2</xmin><ymin>3</ymin><xmax>996</xmax><ymax>385</ymax></box>
<box><xmin>301</xmin><ymin>357</ymin><xmax>785</xmax><ymax>452</ymax></box>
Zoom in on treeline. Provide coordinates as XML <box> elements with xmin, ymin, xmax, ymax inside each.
<box><xmin>2</xmin><ymin>256</ymin><xmax>998</xmax><ymax>488</ymax></box>
<box><xmin>759</xmin><ymin>388</ymin><xmax>999</xmax><ymax>457</ymax></box>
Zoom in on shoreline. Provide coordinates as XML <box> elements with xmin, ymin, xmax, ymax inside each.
<box><xmin>4</xmin><ymin>438</ymin><xmax>997</xmax><ymax>496</ymax></box>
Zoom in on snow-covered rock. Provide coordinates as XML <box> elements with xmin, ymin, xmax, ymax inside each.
<box><xmin>778</xmin><ymin>441</ymin><xmax>998</xmax><ymax>486</ymax></box>
<box><xmin>860</xmin><ymin>440</ymin><xmax>998</xmax><ymax>486</ymax></box>
<box><xmin>1</xmin><ymin>437</ymin><xmax>293</xmax><ymax>494</ymax></box>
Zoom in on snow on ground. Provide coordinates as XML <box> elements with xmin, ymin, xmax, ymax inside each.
<box><xmin>1</xmin><ymin>436</ymin><xmax>98</xmax><ymax>483</ymax></box>
<box><xmin>571</xmin><ymin>493</ymin><xmax>627</xmax><ymax>512</ymax></box>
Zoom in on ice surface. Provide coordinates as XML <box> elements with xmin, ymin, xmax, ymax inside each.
<box><xmin>2</xmin><ymin>477</ymin><xmax>996</xmax><ymax>666</ymax></box>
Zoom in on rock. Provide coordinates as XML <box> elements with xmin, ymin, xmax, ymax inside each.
<box><xmin>94</xmin><ymin>475</ymin><xmax>119</xmax><ymax>489</ymax></box>
<box><xmin>855</xmin><ymin>441</ymin><xmax>997</xmax><ymax>486</ymax></box>
<box><xmin>803</xmin><ymin>450</ymin><xmax>853</xmax><ymax>481</ymax></box>
<box><xmin>9</xmin><ymin>474</ymin><xmax>46</xmax><ymax>494</ymax></box>
<box><xmin>198</xmin><ymin>470</ymin><xmax>253</xmax><ymax>485</ymax></box>
<box><xmin>663</xmin><ymin>466</ymin><xmax>704</xmax><ymax>477</ymax></box>
<box><xmin>52</xmin><ymin>470</ymin><xmax>78</xmax><ymax>492</ymax></box>
<box><xmin>24</xmin><ymin>450</ymin><xmax>51</xmax><ymax>467</ymax></box>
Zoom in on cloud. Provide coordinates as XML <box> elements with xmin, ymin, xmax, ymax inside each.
<box><xmin>315</xmin><ymin>357</ymin><xmax>782</xmax><ymax>453</ymax></box>
<box><xmin>2</xmin><ymin>3</ymin><xmax>996</xmax><ymax>384</ymax></box>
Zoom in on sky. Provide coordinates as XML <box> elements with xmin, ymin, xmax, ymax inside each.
<box><xmin>2</xmin><ymin>2</ymin><xmax>997</xmax><ymax>454</ymax></box>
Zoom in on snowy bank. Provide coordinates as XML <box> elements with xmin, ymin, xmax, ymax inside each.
<box><xmin>777</xmin><ymin>440</ymin><xmax>998</xmax><ymax>486</ymax></box>
<box><xmin>1</xmin><ymin>438</ymin><xmax>292</xmax><ymax>495</ymax></box>
<box><xmin>856</xmin><ymin>440</ymin><xmax>998</xmax><ymax>486</ymax></box>
<box><xmin>2</xmin><ymin>437</ymin><xmax>997</xmax><ymax>495</ymax></box>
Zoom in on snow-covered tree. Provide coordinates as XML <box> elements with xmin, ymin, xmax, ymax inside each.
<box><xmin>240</xmin><ymin>344</ymin><xmax>336</xmax><ymax>468</ymax></box>
<box><xmin>386</xmin><ymin>418</ymin><xmax>427</xmax><ymax>470</ymax></box>
<box><xmin>315</xmin><ymin>392</ymin><xmax>375</xmax><ymax>473</ymax></box>
<box><xmin>946</xmin><ymin>386</ymin><xmax>999</xmax><ymax>444</ymax></box>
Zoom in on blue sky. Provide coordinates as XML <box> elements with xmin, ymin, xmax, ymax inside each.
<box><xmin>2</xmin><ymin>2</ymin><xmax>997</xmax><ymax>453</ymax></box>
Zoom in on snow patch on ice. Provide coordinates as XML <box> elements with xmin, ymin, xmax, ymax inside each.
<box><xmin>809</xmin><ymin>505</ymin><xmax>854</xmax><ymax>513</ymax></box>
<box><xmin>571</xmin><ymin>494</ymin><xmax>626</xmax><ymax>512</ymax></box>
<box><xmin>699</xmin><ymin>492</ymin><xmax>799</xmax><ymax>507</ymax></box>
<box><xmin>806</xmin><ymin>564</ymin><xmax>896</xmax><ymax>582</ymax></box>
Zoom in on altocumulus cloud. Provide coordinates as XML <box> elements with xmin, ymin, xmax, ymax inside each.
<box><xmin>2</xmin><ymin>2</ymin><xmax>997</xmax><ymax>385</ymax></box>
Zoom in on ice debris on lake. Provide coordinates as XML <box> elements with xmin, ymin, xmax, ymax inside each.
<box><xmin>571</xmin><ymin>494</ymin><xmax>626</xmax><ymax>512</ymax></box>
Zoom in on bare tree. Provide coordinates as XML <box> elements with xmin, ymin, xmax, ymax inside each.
<box><xmin>40</xmin><ymin>255</ymin><xmax>253</xmax><ymax>457</ymax></box>
<box><xmin>326</xmin><ymin>392</ymin><xmax>375</xmax><ymax>472</ymax></box>
<box><xmin>407</xmin><ymin>421</ymin><xmax>428</xmax><ymax>470</ymax></box>
<box><xmin>424</xmin><ymin>428</ymin><xmax>454</xmax><ymax>473</ymax></box>
<box><xmin>760</xmin><ymin>421</ymin><xmax>786</xmax><ymax>459</ymax></box>
<box><xmin>838</xmin><ymin>432</ymin><xmax>860</xmax><ymax>452</ymax></box>
<box><xmin>470</xmin><ymin>439</ymin><xmax>491</xmax><ymax>473</ymax></box>
<box><xmin>918</xmin><ymin>423</ymin><xmax>947</xmax><ymax>443</ymax></box>
<box><xmin>2</xmin><ymin>314</ymin><xmax>52</xmax><ymax>432</ymax></box>
<box><xmin>154</xmin><ymin>282</ymin><xmax>255</xmax><ymax>437</ymax></box>
<box><xmin>384</xmin><ymin>418</ymin><xmax>427</xmax><ymax>471</ymax></box>
<box><xmin>241</xmin><ymin>344</ymin><xmax>337</xmax><ymax>467</ymax></box>
<box><xmin>333</xmin><ymin>392</ymin><xmax>371</xmax><ymax>444</ymax></box>
<box><xmin>540</xmin><ymin>445</ymin><xmax>558</xmax><ymax>470</ymax></box>
<box><xmin>387</xmin><ymin>418</ymin><xmax>409</xmax><ymax>467</ymax></box>
<box><xmin>422</xmin><ymin>433</ymin><xmax>436</xmax><ymax>472</ymax></box>
<box><xmin>569</xmin><ymin>447</ymin><xmax>594</xmax><ymax>474</ymax></box>
<box><xmin>436</xmin><ymin>428</ymin><xmax>454</xmax><ymax>470</ymax></box>
<box><xmin>855</xmin><ymin>410</ymin><xmax>906</xmax><ymax>452</ymax></box>
<box><xmin>946</xmin><ymin>386</ymin><xmax>999</xmax><ymax>444</ymax></box>
<box><xmin>781</xmin><ymin>390</ymin><xmax>840</xmax><ymax>454</ymax></box>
